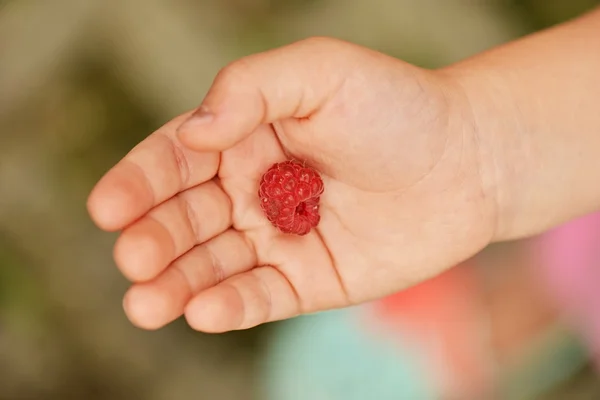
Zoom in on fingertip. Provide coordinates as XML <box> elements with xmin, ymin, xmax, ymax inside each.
<box><xmin>87</xmin><ymin>183</ymin><xmax>125</xmax><ymax>232</ymax></box>
<box><xmin>176</xmin><ymin>125</ymin><xmax>226</xmax><ymax>154</ymax></box>
<box><xmin>87</xmin><ymin>169</ymin><xmax>153</xmax><ymax>231</ymax></box>
<box><xmin>176</xmin><ymin>107</ymin><xmax>222</xmax><ymax>152</ymax></box>
<box><xmin>176</xmin><ymin>105</ymin><xmax>257</xmax><ymax>153</ymax></box>
<box><xmin>123</xmin><ymin>285</ymin><xmax>172</xmax><ymax>331</ymax></box>
<box><xmin>184</xmin><ymin>286</ymin><xmax>244</xmax><ymax>333</ymax></box>
<box><xmin>114</xmin><ymin>222</ymin><xmax>171</xmax><ymax>282</ymax></box>
<box><xmin>176</xmin><ymin>129</ymin><xmax>207</xmax><ymax>152</ymax></box>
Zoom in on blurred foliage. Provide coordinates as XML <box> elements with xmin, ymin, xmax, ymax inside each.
<box><xmin>0</xmin><ymin>0</ymin><xmax>599</xmax><ymax>399</ymax></box>
<box><xmin>511</xmin><ymin>0</ymin><xmax>600</xmax><ymax>29</ymax></box>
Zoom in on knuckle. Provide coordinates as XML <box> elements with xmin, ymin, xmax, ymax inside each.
<box><xmin>180</xmin><ymin>193</ymin><xmax>201</xmax><ymax>242</ymax></box>
<box><xmin>164</xmin><ymin>135</ymin><xmax>190</xmax><ymax>189</ymax></box>
<box><xmin>215</xmin><ymin>57</ymin><xmax>254</xmax><ymax>88</ymax></box>
<box><xmin>295</xmin><ymin>36</ymin><xmax>353</xmax><ymax>67</ymax></box>
<box><xmin>300</xmin><ymin>35</ymin><xmax>341</xmax><ymax>48</ymax></box>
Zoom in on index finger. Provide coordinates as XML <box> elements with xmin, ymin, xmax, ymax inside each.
<box><xmin>87</xmin><ymin>112</ymin><xmax>220</xmax><ymax>231</ymax></box>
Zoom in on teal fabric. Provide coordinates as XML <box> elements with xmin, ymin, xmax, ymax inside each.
<box><xmin>259</xmin><ymin>307</ymin><xmax>589</xmax><ymax>400</ymax></box>
<box><xmin>259</xmin><ymin>307</ymin><xmax>439</xmax><ymax>400</ymax></box>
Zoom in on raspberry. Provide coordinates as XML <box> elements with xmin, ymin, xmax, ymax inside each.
<box><xmin>258</xmin><ymin>160</ymin><xmax>324</xmax><ymax>236</ymax></box>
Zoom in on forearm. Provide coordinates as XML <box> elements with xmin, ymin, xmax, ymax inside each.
<box><xmin>445</xmin><ymin>6</ymin><xmax>600</xmax><ymax>241</ymax></box>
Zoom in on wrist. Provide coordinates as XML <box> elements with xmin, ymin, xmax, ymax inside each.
<box><xmin>440</xmin><ymin>7</ymin><xmax>600</xmax><ymax>243</ymax></box>
<box><xmin>437</xmin><ymin>63</ymin><xmax>530</xmax><ymax>243</ymax></box>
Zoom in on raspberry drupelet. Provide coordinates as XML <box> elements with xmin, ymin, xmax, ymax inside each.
<box><xmin>258</xmin><ymin>160</ymin><xmax>324</xmax><ymax>235</ymax></box>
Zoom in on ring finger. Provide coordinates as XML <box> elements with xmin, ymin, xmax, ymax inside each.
<box><xmin>123</xmin><ymin>229</ymin><xmax>257</xmax><ymax>330</ymax></box>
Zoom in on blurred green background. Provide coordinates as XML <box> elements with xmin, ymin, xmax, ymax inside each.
<box><xmin>0</xmin><ymin>0</ymin><xmax>599</xmax><ymax>399</ymax></box>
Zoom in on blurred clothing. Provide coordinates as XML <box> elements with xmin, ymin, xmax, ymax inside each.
<box><xmin>260</xmin><ymin>211</ymin><xmax>600</xmax><ymax>399</ymax></box>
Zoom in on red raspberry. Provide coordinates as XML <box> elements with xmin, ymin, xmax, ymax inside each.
<box><xmin>258</xmin><ymin>160</ymin><xmax>324</xmax><ymax>236</ymax></box>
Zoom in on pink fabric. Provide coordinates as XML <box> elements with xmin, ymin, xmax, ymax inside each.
<box><xmin>535</xmin><ymin>212</ymin><xmax>600</xmax><ymax>368</ymax></box>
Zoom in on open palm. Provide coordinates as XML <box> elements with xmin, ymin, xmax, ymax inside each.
<box><xmin>87</xmin><ymin>38</ymin><xmax>496</xmax><ymax>332</ymax></box>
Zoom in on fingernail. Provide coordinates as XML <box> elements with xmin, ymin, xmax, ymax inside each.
<box><xmin>178</xmin><ymin>106</ymin><xmax>214</xmax><ymax>133</ymax></box>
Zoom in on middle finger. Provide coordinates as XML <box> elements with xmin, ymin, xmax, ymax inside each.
<box><xmin>114</xmin><ymin>180</ymin><xmax>232</xmax><ymax>281</ymax></box>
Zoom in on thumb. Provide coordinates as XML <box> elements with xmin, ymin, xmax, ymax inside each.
<box><xmin>176</xmin><ymin>37</ymin><xmax>346</xmax><ymax>151</ymax></box>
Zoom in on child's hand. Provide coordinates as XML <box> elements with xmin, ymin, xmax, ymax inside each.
<box><xmin>88</xmin><ymin>37</ymin><xmax>497</xmax><ymax>332</ymax></box>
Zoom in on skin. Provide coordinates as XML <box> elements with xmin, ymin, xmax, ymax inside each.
<box><xmin>87</xmin><ymin>7</ymin><xmax>600</xmax><ymax>333</ymax></box>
